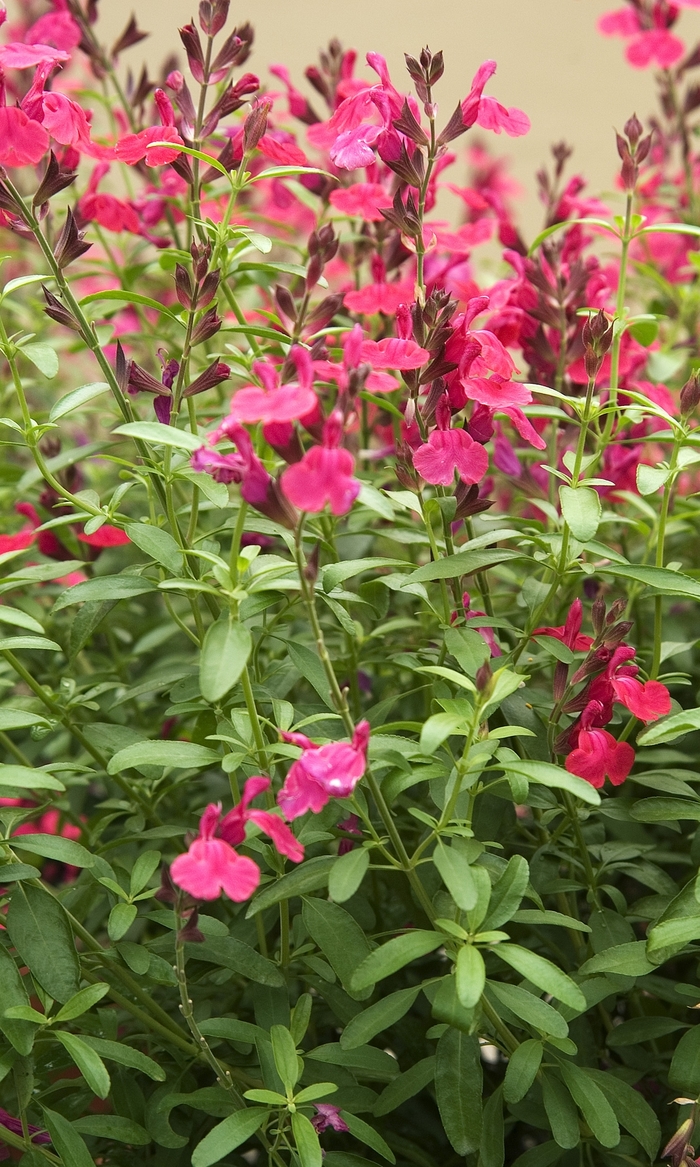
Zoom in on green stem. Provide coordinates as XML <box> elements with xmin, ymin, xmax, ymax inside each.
<box><xmin>651</xmin><ymin>433</ymin><xmax>682</xmax><ymax>678</ymax></box>
<box><xmin>602</xmin><ymin>191</ymin><xmax>633</xmax><ymax>444</ymax></box>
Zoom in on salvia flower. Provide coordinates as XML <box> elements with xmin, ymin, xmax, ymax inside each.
<box><xmin>312</xmin><ymin>1103</ymin><xmax>349</xmax><ymax>1133</ymax></box>
<box><xmin>277</xmin><ymin>721</ymin><xmax>370</xmax><ymax>820</ymax></box>
<box><xmin>413</xmin><ymin>395</ymin><xmax>489</xmax><ymax>487</ymax></box>
<box><xmin>565</xmin><ymin>700</ymin><xmax>635</xmax><ymax>789</ymax></box>
<box><xmin>281</xmin><ymin>411</ymin><xmax>361</xmax><ymax>515</ymax></box>
<box><xmin>170</xmin><ymin>778</ymin><xmax>303</xmax><ymax>902</ymax></box>
<box><xmin>534</xmin><ymin>599</ymin><xmax>594</xmax><ymax>652</ymax></box>
<box><xmin>223</xmin><ymin>347</ymin><xmax>317</xmax><ymax>425</ymax></box>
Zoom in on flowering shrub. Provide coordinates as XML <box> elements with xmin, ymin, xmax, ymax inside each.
<box><xmin>4</xmin><ymin>1</ymin><xmax>700</xmax><ymax>1165</ymax></box>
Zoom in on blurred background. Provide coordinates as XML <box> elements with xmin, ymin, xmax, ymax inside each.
<box><xmin>16</xmin><ymin>1</ymin><xmax>700</xmax><ymax>232</ymax></box>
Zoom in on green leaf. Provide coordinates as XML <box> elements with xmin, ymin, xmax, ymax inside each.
<box><xmin>598</xmin><ymin>563</ymin><xmax>700</xmax><ymax>600</ymax></box>
<box><xmin>0</xmin><ymin>635</ymin><xmax>60</xmax><ymax>651</ymax></box>
<box><xmin>647</xmin><ymin>915</ymin><xmax>700</xmax><ymax>963</ymax></box>
<box><xmin>579</xmin><ymin>941</ymin><xmax>655</xmax><ymax>977</ymax></box>
<box><xmin>340</xmin><ymin>986</ymin><xmax>422</xmax><ymax>1050</ymax></box>
<box><xmin>0</xmin><ymin>766</ymin><xmax>65</xmax><ymax>792</ymax></box>
<box><xmin>107</xmin><ymin>739</ymin><xmax>219</xmax><ymax>773</ymax></box>
<box><xmin>112</xmin><ymin>420</ymin><xmax>202</xmax><ymax>450</ymax></box>
<box><xmin>433</xmin><ymin>841</ymin><xmax>477</xmax><ymax>910</ymax></box>
<box><xmin>483</xmin><ymin>854</ymin><xmax>529</xmax><ymax>929</ymax></box>
<box><xmin>631</xmin><ymin>797</ymin><xmax>700</xmax><ymax>822</ymax></box>
<box><xmin>125</xmin><ymin>523</ymin><xmax>182</xmax><ymax>574</ymax></box>
<box><xmin>444</xmin><ymin>626</ymin><xmax>490</xmax><ymax>676</ymax></box>
<box><xmin>80</xmin><ymin>288</ymin><xmax>182</xmax><ymax>321</ymax></box>
<box><xmin>80</xmin><ymin>1036</ymin><xmax>166</xmax><ymax>1080</ymax></box>
<box><xmin>200</xmin><ymin>618</ymin><xmax>252</xmax><ymax>703</ymax></box>
<box><xmin>341</xmin><ymin>1112</ymin><xmax>395</xmax><ymax>1162</ymax></box>
<box><xmin>108</xmin><ymin>902</ymin><xmax>137</xmax><ymax>942</ymax></box>
<box><xmin>270</xmin><ymin>1025</ymin><xmax>300</xmax><ymax>1092</ymax></box>
<box><xmin>192</xmin><ymin>1108</ymin><xmax>267</xmax><ymax>1167</ymax></box>
<box><xmin>0</xmin><ymin>863</ymin><xmax>41</xmax><ymax>882</ymax></box>
<box><xmin>306</xmin><ymin>1043</ymin><xmax>399</xmax><ymax>1082</ymax></box>
<box><xmin>42</xmin><ymin>1107</ymin><xmax>95</xmax><ymax>1167</ymax></box>
<box><xmin>503</xmin><ymin>1039</ymin><xmax>542</xmax><ymax>1104</ymax></box>
<box><xmin>72</xmin><ymin>1115</ymin><xmax>151</xmax><ymax>1145</ymax></box>
<box><xmin>53</xmin><ymin>982</ymin><xmax>110</xmax><ymax>1023</ymax></box>
<box><xmin>130</xmin><ymin>850</ymin><xmax>161</xmax><ymax>896</ymax></box>
<box><xmin>21</xmin><ymin>341</ymin><xmax>58</xmax><ymax>378</ymax></box>
<box><xmin>511</xmin><ymin>910</ymin><xmax>591</xmax><ymax>932</ymax></box>
<box><xmin>585</xmin><ymin>1069</ymin><xmax>661</xmax><ymax>1161</ymax></box>
<box><xmin>455</xmin><ymin>945</ymin><xmax>485</xmax><ymax>1008</ymax></box>
<box><xmin>286</xmin><ymin>641</ymin><xmax>332</xmax><ymax>707</ymax></box>
<box><xmin>489</xmin><ymin>982</ymin><xmax>568</xmax><ymax>1038</ymax></box>
<box><xmin>420</xmin><ymin>712</ymin><xmax>468</xmax><ymax>755</ymax></box>
<box><xmin>13</xmin><ymin>833</ymin><xmax>94</xmax><ymax>869</ymax></box>
<box><xmin>54</xmin><ymin>1030</ymin><xmax>111</xmax><ymax>1098</ymax></box>
<box><xmin>328</xmin><ymin>848</ymin><xmax>369</xmax><ymax>903</ymax></box>
<box><xmin>0</xmin><ymin>709</ymin><xmax>49</xmax><ymax>732</ymax></box>
<box><xmin>246</xmin><ymin>856</ymin><xmax>335</xmax><ymax>916</ymax></box>
<box><xmin>435</xmin><ymin>1028</ymin><xmax>482</xmax><ymax>1155</ymax></box>
<box><xmin>480</xmin><ymin>1085</ymin><xmax>505</xmax><ymax>1167</ymax></box>
<box><xmin>406</xmin><ymin>549</ymin><xmax>520</xmax><ymax>584</ymax></box>
<box><xmin>294</xmin><ymin>1083</ymin><xmax>338</xmax><ymax>1103</ymax></box>
<box><xmin>6</xmin><ymin>883</ymin><xmax>80</xmax><ymax>1003</ymax></box>
<box><xmin>0</xmin><ymin>608</ymin><xmax>45</xmax><ymax>634</ymax></box>
<box><xmin>636</xmin><ymin>463</ymin><xmax>669</xmax><ymax>496</ymax></box>
<box><xmin>50</xmin><ymin>382</ymin><xmax>110</xmax><ymax>422</ymax></box>
<box><xmin>607</xmin><ymin>1016</ymin><xmax>687</xmax><ymax>1047</ymax></box>
<box><xmin>191</xmin><ymin>936</ymin><xmax>284</xmax><ymax>987</ymax></box>
<box><xmin>670</xmin><ymin>1025</ymin><xmax>700</xmax><ymax>1095</ymax></box>
<box><xmin>496</xmin><ymin>944</ymin><xmax>586</xmax><ymax>1010</ymax></box>
<box><xmin>559</xmin><ymin>1063</ymin><xmax>619</xmax><ymax>1148</ymax></box>
<box><xmin>502</xmin><ymin>759</ymin><xmax>601</xmax><ymax>806</ymax></box>
<box><xmin>323</xmin><ymin>557</ymin><xmax>407</xmax><ymax>593</ymax></box>
<box><xmin>638</xmin><ymin>707</ymin><xmax>700</xmax><ymax>746</ymax></box>
<box><xmin>559</xmin><ymin>485</ymin><xmax>601</xmax><ymax>542</ymax></box>
<box><xmin>0</xmin><ymin>943</ymin><xmax>35</xmax><ymax>1055</ymax></box>
<box><xmin>542</xmin><ymin>1072</ymin><xmax>579</xmax><ymax>1149</ymax></box>
<box><xmin>291</xmin><ymin>1111</ymin><xmax>323</xmax><ymax>1167</ymax></box>
<box><xmin>303</xmin><ymin>898</ymin><xmax>372</xmax><ymax>997</ymax></box>
<box><xmin>53</xmin><ymin>574</ymin><xmax>157</xmax><ymax>612</ymax></box>
<box><xmin>350</xmin><ymin>931</ymin><xmax>443</xmax><ymax>992</ymax></box>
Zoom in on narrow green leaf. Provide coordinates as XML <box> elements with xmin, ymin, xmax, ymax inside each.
<box><xmin>350</xmin><ymin>931</ymin><xmax>443</xmax><ymax>992</ymax></box>
<box><xmin>559</xmin><ymin>485</ymin><xmax>601</xmax><ymax>542</ymax></box>
<box><xmin>42</xmin><ymin>1107</ymin><xmax>95</xmax><ymax>1167</ymax></box>
<box><xmin>12</xmin><ymin>834</ymin><xmax>94</xmax><ymax>869</ymax></box>
<box><xmin>113</xmin><ymin>421</ymin><xmax>202</xmax><ymax>450</ymax></box>
<box><xmin>200</xmin><ymin>618</ymin><xmax>252</xmax><ymax>703</ymax></box>
<box><xmin>503</xmin><ymin>1040</ymin><xmax>543</xmax><ymax>1104</ymax></box>
<box><xmin>496</xmin><ymin>944</ymin><xmax>586</xmax><ymax>1010</ymax></box>
<box><xmin>328</xmin><ymin>848</ymin><xmax>370</xmax><ymax>903</ymax></box>
<box><xmin>0</xmin><ymin>943</ymin><xmax>35</xmax><ymax>1055</ymax></box>
<box><xmin>341</xmin><ymin>1112</ymin><xmax>395</xmax><ymax>1162</ymax></box>
<box><xmin>435</xmin><ymin>1028</ymin><xmax>482</xmax><ymax>1155</ymax></box>
<box><xmin>502</xmin><ymin>759</ymin><xmax>601</xmax><ymax>806</ymax></box>
<box><xmin>270</xmin><ymin>1025</ymin><xmax>300</xmax><ymax>1092</ymax></box>
<box><xmin>246</xmin><ymin>856</ymin><xmax>335</xmax><ymax>916</ymax></box>
<box><xmin>192</xmin><ymin>1108</ymin><xmax>267</xmax><ymax>1167</ymax></box>
<box><xmin>303</xmin><ymin>898</ymin><xmax>372</xmax><ymax>997</ymax></box>
<box><xmin>126</xmin><ymin>523</ymin><xmax>182</xmax><ymax>574</ymax></box>
<box><xmin>433</xmin><ymin>841</ymin><xmax>477</xmax><ymax>910</ymax></box>
<box><xmin>0</xmin><ymin>766</ymin><xmax>65</xmax><ymax>792</ymax></box>
<box><xmin>559</xmin><ymin>1063</ymin><xmax>619</xmax><ymax>1148</ymax></box>
<box><xmin>542</xmin><ymin>1072</ymin><xmax>579</xmax><ymax>1149</ymax></box>
<box><xmin>6</xmin><ymin>883</ymin><xmax>80</xmax><ymax>1003</ymax></box>
<box><xmin>489</xmin><ymin>982</ymin><xmax>568</xmax><ymax>1038</ymax></box>
<box><xmin>585</xmin><ymin>1069</ymin><xmax>661</xmax><ymax>1161</ymax></box>
<box><xmin>291</xmin><ymin>1111</ymin><xmax>323</xmax><ymax>1167</ymax></box>
<box><xmin>80</xmin><ymin>1036</ymin><xmax>166</xmax><ymax>1080</ymax></box>
<box><xmin>81</xmin><ymin>288</ymin><xmax>182</xmax><ymax>321</ymax></box>
<box><xmin>340</xmin><ymin>986</ymin><xmax>422</xmax><ymax>1050</ymax></box>
<box><xmin>406</xmin><ymin>549</ymin><xmax>519</xmax><ymax>584</ymax></box>
<box><xmin>53</xmin><ymin>574</ymin><xmax>157</xmax><ymax>612</ymax></box>
<box><xmin>456</xmin><ymin>946</ymin><xmax>485</xmax><ymax>1008</ymax></box>
<box><xmin>108</xmin><ymin>740</ymin><xmax>220</xmax><ymax>773</ymax></box>
<box><xmin>50</xmin><ymin>382</ymin><xmax>110</xmax><ymax>421</ymax></box>
<box><xmin>21</xmin><ymin>341</ymin><xmax>58</xmax><ymax>378</ymax></box>
<box><xmin>579</xmin><ymin>941</ymin><xmax>655</xmax><ymax>977</ymax></box>
<box><xmin>53</xmin><ymin>982</ymin><xmax>110</xmax><ymax>1023</ymax></box>
<box><xmin>54</xmin><ymin>1030</ymin><xmax>111</xmax><ymax>1098</ymax></box>
<box><xmin>72</xmin><ymin>1115</ymin><xmax>151</xmax><ymax>1144</ymax></box>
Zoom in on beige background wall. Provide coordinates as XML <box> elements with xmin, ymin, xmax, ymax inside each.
<box><xmin>29</xmin><ymin>1</ymin><xmax>700</xmax><ymax>230</ymax></box>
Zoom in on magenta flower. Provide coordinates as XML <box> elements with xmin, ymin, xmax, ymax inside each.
<box><xmin>0</xmin><ymin>107</ymin><xmax>49</xmax><ymax>167</ymax></box>
<box><xmin>224</xmin><ymin>348</ymin><xmax>317</xmax><ymax>426</ymax></box>
<box><xmin>277</xmin><ymin>722</ymin><xmax>370</xmax><ymax>820</ymax></box>
<box><xmin>413</xmin><ymin>396</ymin><xmax>489</xmax><ymax>488</ymax></box>
<box><xmin>0</xmin><ymin>42</ymin><xmax>70</xmax><ymax>69</ymax></box>
<box><xmin>461</xmin><ymin>60</ymin><xmax>530</xmax><ymax>137</ymax></box>
<box><xmin>171</xmin><ymin>779</ymin><xmax>304</xmax><ymax>902</ymax></box>
<box><xmin>193</xmin><ymin>423</ymin><xmax>297</xmax><ymax>528</ymax></box>
<box><xmin>329</xmin><ymin>182</ymin><xmax>389</xmax><ymax>222</ymax></box>
<box><xmin>586</xmin><ymin>645</ymin><xmax>672</xmax><ymax>724</ymax></box>
<box><xmin>534</xmin><ymin>599</ymin><xmax>594</xmax><ymax>652</ymax></box>
<box><xmin>565</xmin><ymin>700</ymin><xmax>635</xmax><ymax>789</ymax></box>
<box><xmin>360</xmin><ymin>336</ymin><xmax>429</xmax><ymax>370</ymax></box>
<box><xmin>311</xmin><ymin>1104</ymin><xmax>349</xmax><ymax>1133</ymax></box>
<box><xmin>0</xmin><ymin>1107</ymin><xmax>51</xmax><ymax>1154</ymax></box>
<box><xmin>281</xmin><ymin>412</ymin><xmax>360</xmax><ymax>516</ymax></box>
<box><xmin>598</xmin><ymin>7</ymin><xmax>686</xmax><ymax>68</ymax></box>
<box><xmin>115</xmin><ymin>124</ymin><xmax>183</xmax><ymax>166</ymax></box>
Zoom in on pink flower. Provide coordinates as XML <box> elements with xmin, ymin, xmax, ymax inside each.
<box><xmin>534</xmin><ymin>599</ymin><xmax>594</xmax><ymax>652</ymax></box>
<box><xmin>115</xmin><ymin>124</ymin><xmax>183</xmax><ymax>166</ymax></box>
<box><xmin>330</xmin><ymin>122</ymin><xmax>383</xmax><ymax>169</ymax></box>
<box><xmin>0</xmin><ymin>1107</ymin><xmax>50</xmax><ymax>1150</ymax></box>
<box><xmin>277</xmin><ymin>722</ymin><xmax>370</xmax><ymax>820</ymax></box>
<box><xmin>0</xmin><ymin>42</ymin><xmax>69</xmax><ymax>69</ymax></box>
<box><xmin>330</xmin><ymin>182</ymin><xmax>388</xmax><ymax>222</ymax></box>
<box><xmin>0</xmin><ymin>107</ymin><xmax>49</xmax><ymax>167</ymax></box>
<box><xmin>565</xmin><ymin>700</ymin><xmax>635</xmax><ymax>789</ymax></box>
<box><xmin>312</xmin><ymin>1104</ymin><xmax>349</xmax><ymax>1133</ymax></box>
<box><xmin>40</xmin><ymin>92</ymin><xmax>93</xmax><ymax>151</ymax></box>
<box><xmin>281</xmin><ymin>411</ymin><xmax>360</xmax><ymax>516</ymax></box>
<box><xmin>223</xmin><ymin>349</ymin><xmax>317</xmax><ymax>426</ymax></box>
<box><xmin>587</xmin><ymin>646</ymin><xmax>672</xmax><ymax>724</ymax></box>
<box><xmin>193</xmin><ymin>423</ymin><xmax>297</xmax><ymax>527</ymax></box>
<box><xmin>598</xmin><ymin>7</ymin><xmax>685</xmax><ymax>68</ymax></box>
<box><xmin>217</xmin><ymin>776</ymin><xmax>304</xmax><ymax>863</ymax></box>
<box><xmin>413</xmin><ymin>396</ymin><xmax>489</xmax><ymax>487</ymax></box>
<box><xmin>462</xmin><ymin>60</ymin><xmax>530</xmax><ymax>137</ymax></box>
<box><xmin>360</xmin><ymin>337</ymin><xmax>429</xmax><ymax>370</ymax></box>
<box><xmin>25</xmin><ymin>11</ymin><xmax>82</xmax><ymax>52</ymax></box>
<box><xmin>171</xmin><ymin>780</ymin><xmax>303</xmax><ymax>903</ymax></box>
<box><xmin>259</xmin><ymin>134</ymin><xmax>308</xmax><ymax>166</ymax></box>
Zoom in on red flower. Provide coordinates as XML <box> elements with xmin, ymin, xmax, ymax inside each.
<box><xmin>223</xmin><ymin>348</ymin><xmax>317</xmax><ymax>426</ymax></box>
<box><xmin>277</xmin><ymin>722</ymin><xmax>370</xmax><ymax>820</ymax></box>
<box><xmin>25</xmin><ymin>11</ymin><xmax>82</xmax><ymax>52</ymax></box>
<box><xmin>329</xmin><ymin>182</ymin><xmax>389</xmax><ymax>222</ymax></box>
<box><xmin>565</xmin><ymin>700</ymin><xmax>635</xmax><ymax>789</ymax></box>
<box><xmin>534</xmin><ymin>599</ymin><xmax>594</xmax><ymax>652</ymax></box>
<box><xmin>76</xmin><ymin>526</ymin><xmax>131</xmax><ymax>548</ymax></box>
<box><xmin>115</xmin><ymin>124</ymin><xmax>183</xmax><ymax>166</ymax></box>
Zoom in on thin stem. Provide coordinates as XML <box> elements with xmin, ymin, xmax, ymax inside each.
<box><xmin>602</xmin><ymin>191</ymin><xmax>634</xmax><ymax>444</ymax></box>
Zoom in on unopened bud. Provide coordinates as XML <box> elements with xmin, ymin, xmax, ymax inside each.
<box><xmin>624</xmin><ymin>112</ymin><xmax>643</xmax><ymax>147</ymax></box>
<box><xmin>304</xmin><ymin>543</ymin><xmax>320</xmax><ymax>582</ymax></box>
<box><xmin>681</xmin><ymin>370</ymin><xmax>700</xmax><ymax>416</ymax></box>
<box><xmin>475</xmin><ymin>660</ymin><xmax>492</xmax><ymax>692</ymax></box>
<box><xmin>591</xmin><ymin>597</ymin><xmax>606</xmax><ymax>636</ymax></box>
<box><xmin>243</xmin><ymin>98</ymin><xmax>272</xmax><ymax>152</ymax></box>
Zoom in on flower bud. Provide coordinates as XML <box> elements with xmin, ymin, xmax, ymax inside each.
<box><xmin>199</xmin><ymin>0</ymin><xmax>230</xmax><ymax>36</ymax></box>
<box><xmin>680</xmin><ymin>370</ymin><xmax>700</xmax><ymax>416</ymax></box>
<box><xmin>243</xmin><ymin>98</ymin><xmax>273</xmax><ymax>152</ymax></box>
<box><xmin>475</xmin><ymin>660</ymin><xmax>492</xmax><ymax>693</ymax></box>
<box><xmin>178</xmin><ymin>22</ymin><xmax>206</xmax><ymax>83</ymax></box>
